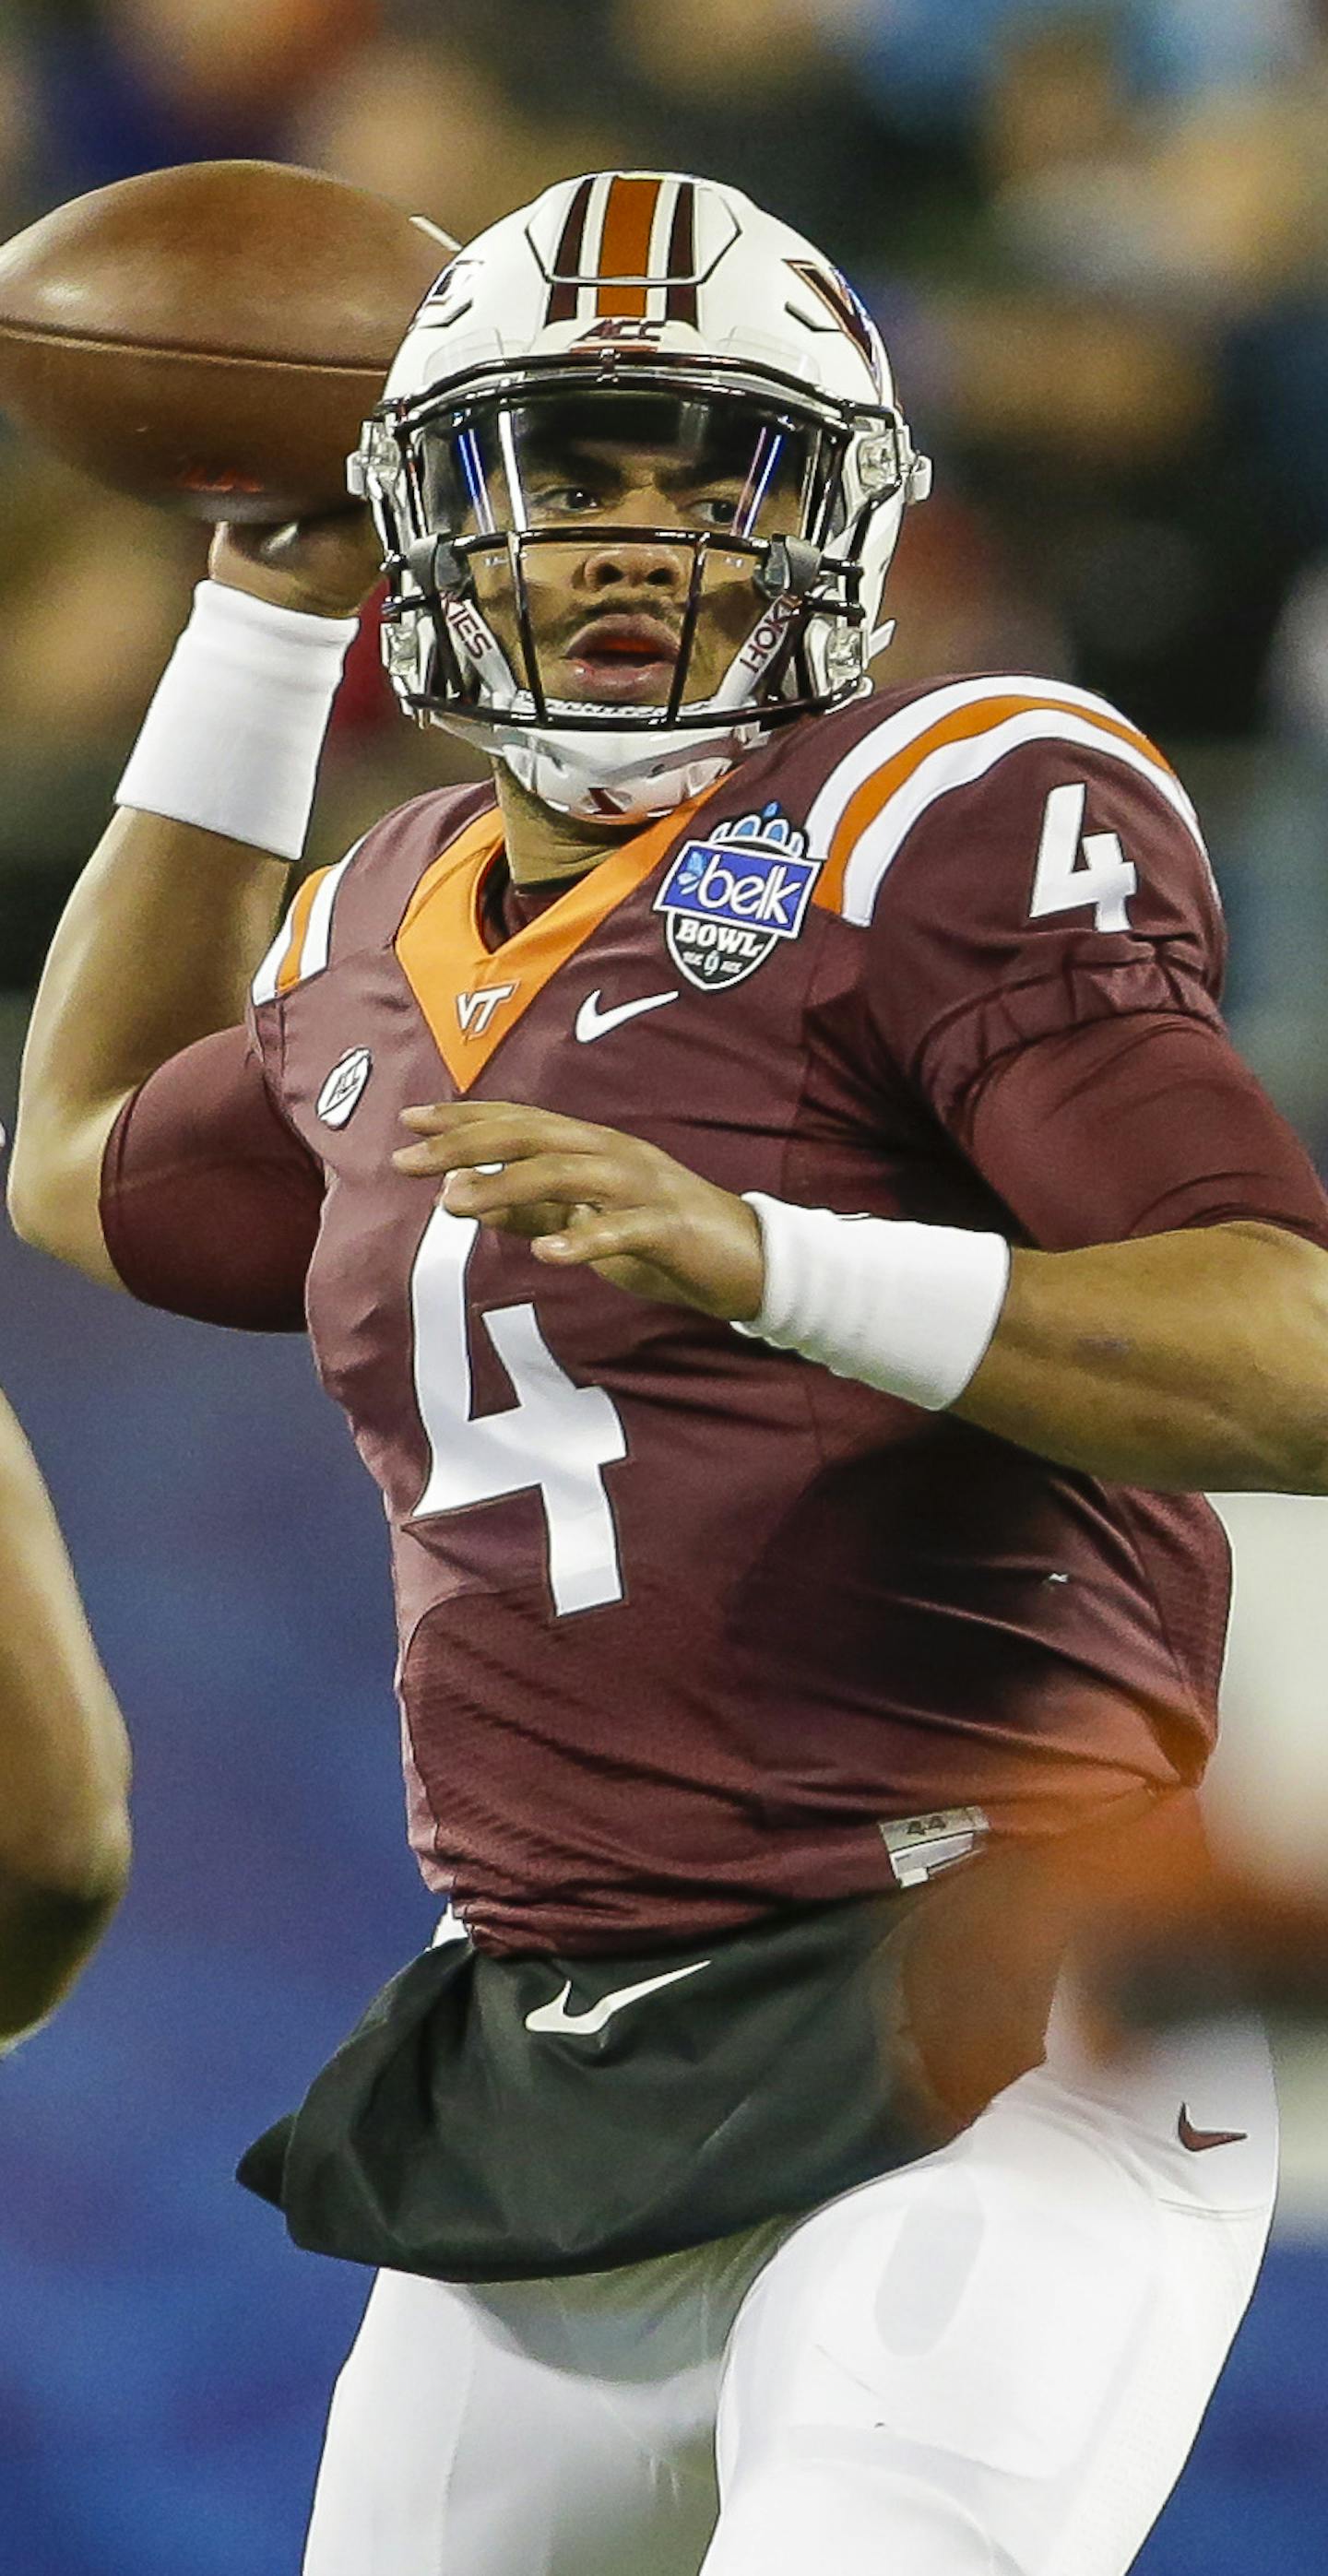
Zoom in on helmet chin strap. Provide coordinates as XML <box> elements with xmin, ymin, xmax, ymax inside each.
<box><xmin>490</xmin><ymin>720</ymin><xmax>758</xmax><ymax>822</ymax></box>
<box><xmin>433</xmin><ymin>574</ymin><xmax>810</xmax><ymax>822</ymax></box>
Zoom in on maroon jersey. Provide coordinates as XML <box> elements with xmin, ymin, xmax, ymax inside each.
<box><xmin>101</xmin><ymin>672</ymin><xmax>1328</xmax><ymax>1952</ymax></box>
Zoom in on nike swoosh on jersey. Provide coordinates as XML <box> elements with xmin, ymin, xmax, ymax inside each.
<box><xmin>575</xmin><ymin>987</ymin><xmax>680</xmax><ymax>1043</ymax></box>
<box><xmin>524</xmin><ymin>1956</ymin><xmax>711</xmax><ymax>2035</ymax></box>
<box><xmin>1177</xmin><ymin>2104</ymin><xmax>1250</xmax><ymax>2152</ymax></box>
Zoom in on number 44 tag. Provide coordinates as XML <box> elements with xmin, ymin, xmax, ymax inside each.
<box><xmin>1029</xmin><ymin>781</ymin><xmax>1137</xmax><ymax>932</ymax></box>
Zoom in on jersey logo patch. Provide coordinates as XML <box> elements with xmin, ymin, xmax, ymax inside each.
<box><xmin>316</xmin><ymin>1047</ymin><xmax>373</xmax><ymax>1128</ymax></box>
<box><xmin>456</xmin><ymin>982</ymin><xmax>518</xmax><ymax>1037</ymax></box>
<box><xmin>878</xmin><ymin>1806</ymin><xmax>990</xmax><ymax>1887</ymax></box>
<box><xmin>654</xmin><ymin>805</ymin><xmax>819</xmax><ymax>991</ymax></box>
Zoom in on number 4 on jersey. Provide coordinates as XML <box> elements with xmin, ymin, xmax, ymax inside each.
<box><xmin>409</xmin><ymin>1206</ymin><xmax>627</xmax><ymax>1616</ymax></box>
<box><xmin>1029</xmin><ymin>781</ymin><xmax>1137</xmax><ymax>933</ymax></box>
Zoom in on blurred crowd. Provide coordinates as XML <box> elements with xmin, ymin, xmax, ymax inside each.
<box><xmin>2</xmin><ymin>0</ymin><xmax>1328</xmax><ymax>1146</ymax></box>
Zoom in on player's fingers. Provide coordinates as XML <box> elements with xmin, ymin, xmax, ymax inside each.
<box><xmin>441</xmin><ymin>1151</ymin><xmax>635</xmax><ymax>1218</ymax></box>
<box><xmin>479</xmin><ymin>1199</ymin><xmax>576</xmax><ymax>1244</ymax></box>
<box><xmin>530</xmin><ymin>1207</ymin><xmax>660</xmax><ymax>1268</ymax></box>
<box><xmin>397</xmin><ymin>1101</ymin><xmax>622</xmax><ymax>1163</ymax></box>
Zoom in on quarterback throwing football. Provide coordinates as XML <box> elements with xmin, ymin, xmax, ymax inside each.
<box><xmin>14</xmin><ymin>173</ymin><xmax>1328</xmax><ymax>2576</ymax></box>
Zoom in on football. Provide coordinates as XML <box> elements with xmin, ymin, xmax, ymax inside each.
<box><xmin>0</xmin><ymin>160</ymin><xmax>457</xmax><ymax>522</ymax></box>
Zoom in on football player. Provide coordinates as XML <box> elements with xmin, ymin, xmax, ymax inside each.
<box><xmin>0</xmin><ymin>1383</ymin><xmax>130</xmax><ymax>2046</ymax></box>
<box><xmin>12</xmin><ymin>172</ymin><xmax>1328</xmax><ymax>2576</ymax></box>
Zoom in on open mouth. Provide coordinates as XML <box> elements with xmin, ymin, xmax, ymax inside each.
<box><xmin>562</xmin><ymin>613</ymin><xmax>682</xmax><ymax>705</ymax></box>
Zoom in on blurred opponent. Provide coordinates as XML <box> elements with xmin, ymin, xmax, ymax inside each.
<box><xmin>12</xmin><ymin>173</ymin><xmax>1328</xmax><ymax>2575</ymax></box>
<box><xmin>0</xmin><ymin>1380</ymin><xmax>130</xmax><ymax>2046</ymax></box>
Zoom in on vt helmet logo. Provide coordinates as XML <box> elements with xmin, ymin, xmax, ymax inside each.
<box><xmin>654</xmin><ymin>806</ymin><xmax>820</xmax><ymax>992</ymax></box>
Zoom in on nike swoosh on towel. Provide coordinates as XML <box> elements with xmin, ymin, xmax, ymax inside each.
<box><xmin>524</xmin><ymin>1957</ymin><xmax>711</xmax><ymax>2035</ymax></box>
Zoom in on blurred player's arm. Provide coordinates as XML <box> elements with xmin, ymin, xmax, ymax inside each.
<box><xmin>0</xmin><ymin>1388</ymin><xmax>130</xmax><ymax>2044</ymax></box>
<box><xmin>7</xmin><ymin>516</ymin><xmax>378</xmax><ymax>1285</ymax></box>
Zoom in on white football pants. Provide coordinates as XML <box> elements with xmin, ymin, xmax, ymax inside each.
<box><xmin>302</xmin><ymin>1995</ymin><xmax>1276</xmax><ymax>2576</ymax></box>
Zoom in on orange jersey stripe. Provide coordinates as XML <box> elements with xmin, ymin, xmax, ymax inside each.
<box><xmin>596</xmin><ymin>175</ymin><xmax>659</xmax><ymax>319</ymax></box>
<box><xmin>274</xmin><ymin>866</ymin><xmax>330</xmax><ymax>996</ymax></box>
<box><xmin>397</xmin><ymin>789</ymin><xmax>718</xmax><ymax>1092</ymax></box>
<box><xmin>815</xmin><ymin>691</ymin><xmax>1172</xmax><ymax>918</ymax></box>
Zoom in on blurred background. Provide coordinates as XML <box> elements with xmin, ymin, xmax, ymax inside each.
<box><xmin>1</xmin><ymin>2</ymin><xmax>1327</xmax><ymax>2570</ymax></box>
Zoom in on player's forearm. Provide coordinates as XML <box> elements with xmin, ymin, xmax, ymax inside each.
<box><xmin>953</xmin><ymin>1222</ymin><xmax>1328</xmax><ymax>1492</ymax></box>
<box><xmin>739</xmin><ymin>1187</ymin><xmax>1328</xmax><ymax>1491</ymax></box>
<box><xmin>0</xmin><ymin>1394</ymin><xmax>130</xmax><ymax>2039</ymax></box>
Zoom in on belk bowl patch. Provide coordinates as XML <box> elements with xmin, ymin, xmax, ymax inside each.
<box><xmin>654</xmin><ymin>806</ymin><xmax>820</xmax><ymax>991</ymax></box>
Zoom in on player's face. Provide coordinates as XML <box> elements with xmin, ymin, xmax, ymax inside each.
<box><xmin>434</xmin><ymin>394</ymin><xmax>812</xmax><ymax>711</ymax></box>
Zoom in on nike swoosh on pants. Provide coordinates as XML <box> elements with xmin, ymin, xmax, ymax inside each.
<box><xmin>1177</xmin><ymin>2103</ymin><xmax>1250</xmax><ymax>2152</ymax></box>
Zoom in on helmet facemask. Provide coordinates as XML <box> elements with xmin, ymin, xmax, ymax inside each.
<box><xmin>357</xmin><ymin>359</ymin><xmax>919</xmax><ymax>819</ymax></box>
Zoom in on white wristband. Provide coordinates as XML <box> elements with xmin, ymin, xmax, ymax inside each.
<box><xmin>115</xmin><ymin>579</ymin><xmax>359</xmax><ymax>862</ymax></box>
<box><xmin>735</xmin><ymin>1194</ymin><xmax>1011</xmax><ymax>1412</ymax></box>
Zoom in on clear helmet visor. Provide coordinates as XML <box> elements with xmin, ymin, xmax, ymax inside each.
<box><xmin>403</xmin><ymin>385</ymin><xmax>847</xmax><ymax>720</ymax></box>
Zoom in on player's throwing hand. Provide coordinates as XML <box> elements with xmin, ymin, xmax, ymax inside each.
<box><xmin>394</xmin><ymin>1100</ymin><xmax>765</xmax><ymax>1320</ymax></box>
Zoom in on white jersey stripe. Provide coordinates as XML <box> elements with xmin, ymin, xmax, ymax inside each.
<box><xmin>249</xmin><ymin>838</ymin><xmax>364</xmax><ymax>1007</ymax></box>
<box><xmin>250</xmin><ymin>914</ymin><xmax>292</xmax><ymax>1010</ymax></box>
<box><xmin>299</xmin><ymin>842</ymin><xmax>362</xmax><ymax>981</ymax></box>
<box><xmin>840</xmin><ymin>710</ymin><xmax>1212</xmax><ymax>928</ymax></box>
<box><xmin>804</xmin><ymin>673</ymin><xmax>1201</xmax><ymax>861</ymax></box>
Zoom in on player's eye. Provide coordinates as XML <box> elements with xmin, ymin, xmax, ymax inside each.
<box><xmin>528</xmin><ymin>483</ymin><xmax>603</xmax><ymax>520</ymax></box>
<box><xmin>690</xmin><ymin>493</ymin><xmax>741</xmax><ymax>530</ymax></box>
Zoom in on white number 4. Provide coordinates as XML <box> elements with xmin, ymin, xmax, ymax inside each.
<box><xmin>409</xmin><ymin>1206</ymin><xmax>626</xmax><ymax>1617</ymax></box>
<box><xmin>1029</xmin><ymin>781</ymin><xmax>1136</xmax><ymax>932</ymax></box>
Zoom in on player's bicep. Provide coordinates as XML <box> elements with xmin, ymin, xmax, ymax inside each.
<box><xmin>99</xmin><ymin>1024</ymin><xmax>324</xmax><ymax>1330</ymax></box>
<box><xmin>962</xmin><ymin>1012</ymin><xmax>1328</xmax><ymax>1255</ymax></box>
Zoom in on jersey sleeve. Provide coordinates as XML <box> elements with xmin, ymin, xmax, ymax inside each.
<box><xmin>100</xmin><ymin>1023</ymin><xmax>324</xmax><ymax>1330</ymax></box>
<box><xmin>961</xmin><ymin>1011</ymin><xmax>1328</xmax><ymax>1254</ymax></box>
<box><xmin>825</xmin><ymin>686</ymin><xmax>1328</xmax><ymax>1250</ymax></box>
<box><xmin>854</xmin><ymin>713</ymin><xmax>1226</xmax><ymax>1128</ymax></box>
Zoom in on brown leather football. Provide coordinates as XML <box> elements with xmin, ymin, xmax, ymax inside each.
<box><xmin>0</xmin><ymin>160</ymin><xmax>456</xmax><ymax>521</ymax></box>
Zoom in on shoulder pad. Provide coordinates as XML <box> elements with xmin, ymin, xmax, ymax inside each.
<box><xmin>800</xmin><ymin>673</ymin><xmax>1206</xmax><ymax>926</ymax></box>
<box><xmin>250</xmin><ymin>784</ymin><xmax>496</xmax><ymax>1006</ymax></box>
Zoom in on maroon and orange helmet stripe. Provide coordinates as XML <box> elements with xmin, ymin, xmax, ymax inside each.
<box><xmin>544</xmin><ymin>173</ymin><xmax>596</xmax><ymax>323</ymax></box>
<box><xmin>542</xmin><ymin>174</ymin><xmax>701</xmax><ymax>328</ymax></box>
<box><xmin>664</xmin><ymin>181</ymin><xmax>698</xmax><ymax>325</ymax></box>
<box><xmin>594</xmin><ymin>174</ymin><xmax>662</xmax><ymax>318</ymax></box>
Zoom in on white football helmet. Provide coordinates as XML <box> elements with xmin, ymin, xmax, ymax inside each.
<box><xmin>350</xmin><ymin>171</ymin><xmax>931</xmax><ymax>821</ymax></box>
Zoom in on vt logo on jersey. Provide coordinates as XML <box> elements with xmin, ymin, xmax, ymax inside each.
<box><xmin>456</xmin><ymin>982</ymin><xmax>517</xmax><ymax>1037</ymax></box>
<box><xmin>654</xmin><ymin>805</ymin><xmax>820</xmax><ymax>991</ymax></box>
